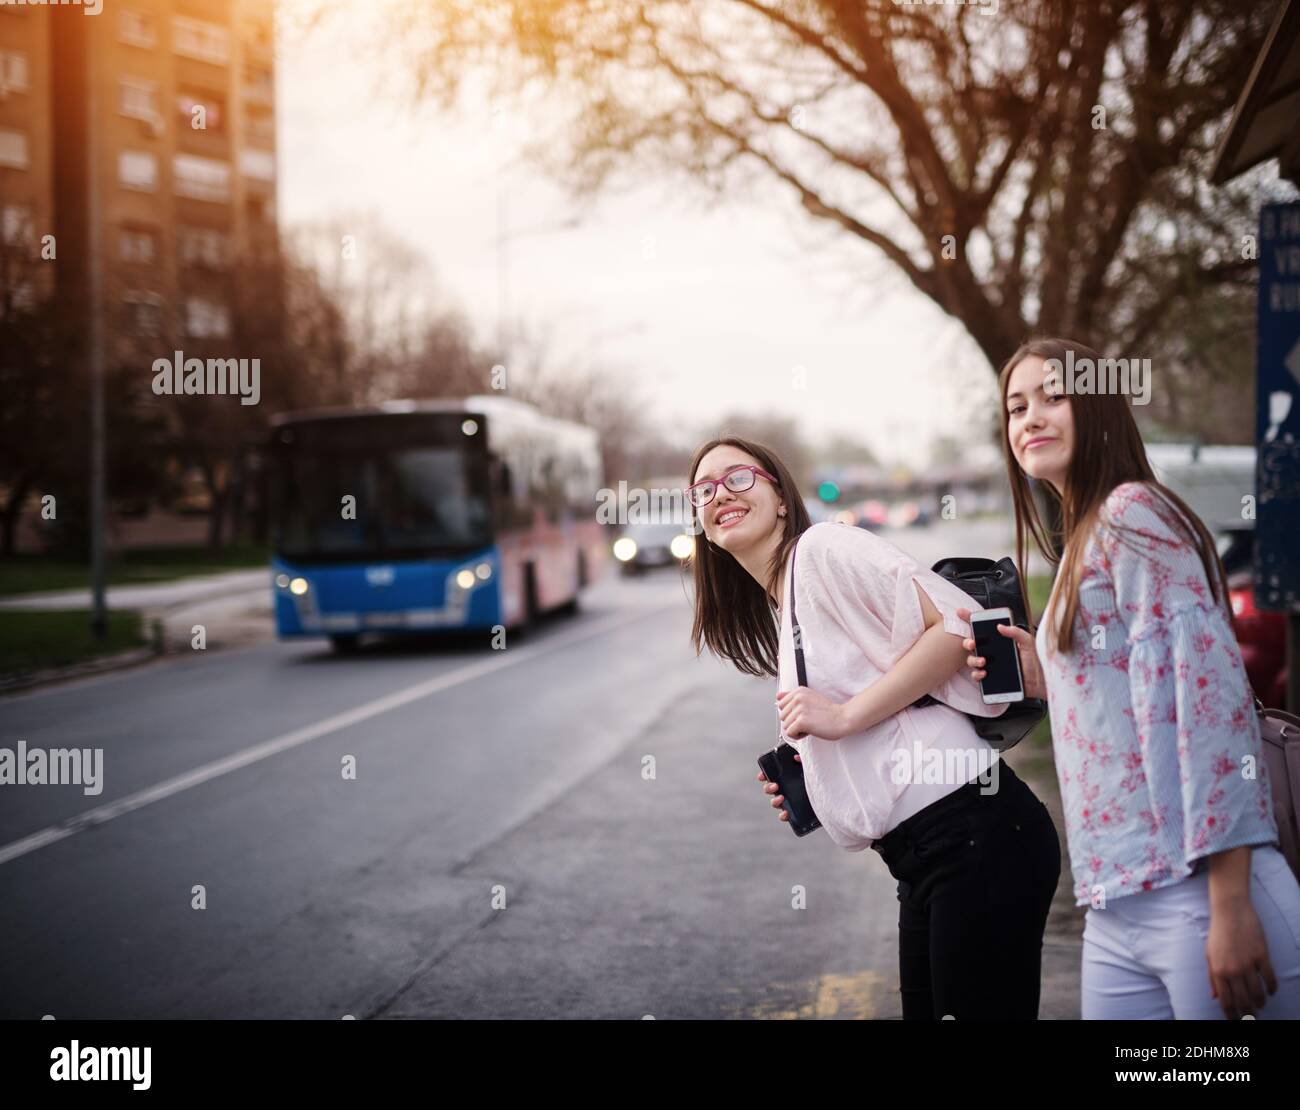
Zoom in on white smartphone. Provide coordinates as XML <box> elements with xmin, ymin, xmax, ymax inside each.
<box><xmin>970</xmin><ymin>607</ymin><xmax>1025</xmax><ymax>704</ymax></box>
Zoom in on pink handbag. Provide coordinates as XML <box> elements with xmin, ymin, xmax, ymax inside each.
<box><xmin>1258</xmin><ymin>699</ymin><xmax>1300</xmax><ymax>883</ymax></box>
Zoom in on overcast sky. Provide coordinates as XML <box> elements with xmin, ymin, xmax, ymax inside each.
<box><xmin>277</xmin><ymin>2</ymin><xmax>1005</xmax><ymax>471</ymax></box>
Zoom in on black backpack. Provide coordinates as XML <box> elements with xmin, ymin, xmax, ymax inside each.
<box><xmin>909</xmin><ymin>556</ymin><xmax>1046</xmax><ymax>751</ymax></box>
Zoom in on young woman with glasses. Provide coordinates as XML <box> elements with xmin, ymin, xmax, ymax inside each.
<box><xmin>963</xmin><ymin>336</ymin><xmax>1300</xmax><ymax>1019</ymax></box>
<box><xmin>685</xmin><ymin>435</ymin><xmax>1062</xmax><ymax>1020</ymax></box>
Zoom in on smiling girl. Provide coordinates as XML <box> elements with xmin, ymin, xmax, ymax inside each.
<box><xmin>967</xmin><ymin>336</ymin><xmax>1300</xmax><ymax>1019</ymax></box>
<box><xmin>686</xmin><ymin>435</ymin><xmax>1061</xmax><ymax>1020</ymax></box>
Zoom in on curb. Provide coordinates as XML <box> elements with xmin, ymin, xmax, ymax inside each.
<box><xmin>0</xmin><ymin>645</ymin><xmax>161</xmax><ymax>696</ymax></box>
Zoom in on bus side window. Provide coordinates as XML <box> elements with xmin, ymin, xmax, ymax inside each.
<box><xmin>493</xmin><ymin>460</ymin><xmax>515</xmax><ymax>530</ymax></box>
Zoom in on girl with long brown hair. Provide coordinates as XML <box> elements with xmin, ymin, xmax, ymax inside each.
<box><xmin>965</xmin><ymin>336</ymin><xmax>1300</xmax><ymax>1019</ymax></box>
<box><xmin>686</xmin><ymin>435</ymin><xmax>1061</xmax><ymax>1020</ymax></box>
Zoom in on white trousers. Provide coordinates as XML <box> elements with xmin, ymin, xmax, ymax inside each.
<box><xmin>1081</xmin><ymin>845</ymin><xmax>1300</xmax><ymax>1019</ymax></box>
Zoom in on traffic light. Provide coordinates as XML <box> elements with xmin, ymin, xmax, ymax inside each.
<box><xmin>817</xmin><ymin>480</ymin><xmax>841</xmax><ymax>503</ymax></box>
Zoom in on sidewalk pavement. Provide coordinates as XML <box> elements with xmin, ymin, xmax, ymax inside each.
<box><xmin>0</xmin><ymin>569</ymin><xmax>268</xmax><ymax>613</ymax></box>
<box><xmin>1003</xmin><ymin>739</ymin><xmax>1085</xmax><ymax>1018</ymax></box>
<box><xmin>0</xmin><ymin>569</ymin><xmax>276</xmax><ymax>662</ymax></box>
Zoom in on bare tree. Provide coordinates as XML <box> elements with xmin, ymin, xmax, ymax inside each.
<box><xmin>0</xmin><ymin>205</ymin><xmax>66</xmax><ymax>555</ymax></box>
<box><xmin>380</xmin><ymin>0</ymin><xmax>1283</xmax><ymax>406</ymax></box>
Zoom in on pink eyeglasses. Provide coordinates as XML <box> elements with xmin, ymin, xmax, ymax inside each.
<box><xmin>685</xmin><ymin>464</ymin><xmax>778</xmax><ymax>508</ymax></box>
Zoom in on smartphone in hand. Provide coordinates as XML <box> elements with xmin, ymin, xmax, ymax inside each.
<box><xmin>970</xmin><ymin>607</ymin><xmax>1025</xmax><ymax>704</ymax></box>
<box><xmin>757</xmin><ymin>742</ymin><xmax>821</xmax><ymax>837</ymax></box>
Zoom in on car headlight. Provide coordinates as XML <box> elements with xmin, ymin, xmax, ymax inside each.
<box><xmin>613</xmin><ymin>537</ymin><xmax>637</xmax><ymax>561</ymax></box>
<box><xmin>669</xmin><ymin>534</ymin><xmax>694</xmax><ymax>559</ymax></box>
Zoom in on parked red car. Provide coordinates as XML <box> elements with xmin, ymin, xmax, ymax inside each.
<box><xmin>1221</xmin><ymin>528</ymin><xmax>1287</xmax><ymax>708</ymax></box>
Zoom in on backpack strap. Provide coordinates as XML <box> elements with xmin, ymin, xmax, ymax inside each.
<box><xmin>789</xmin><ymin>540</ymin><xmax>808</xmax><ymax>687</ymax></box>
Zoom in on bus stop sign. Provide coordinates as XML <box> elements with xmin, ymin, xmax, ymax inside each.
<box><xmin>1256</xmin><ymin>201</ymin><xmax>1300</xmax><ymax>613</ymax></box>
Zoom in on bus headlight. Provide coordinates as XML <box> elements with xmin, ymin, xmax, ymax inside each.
<box><xmin>275</xmin><ymin>573</ymin><xmax>290</xmax><ymax>589</ymax></box>
<box><xmin>669</xmin><ymin>534</ymin><xmax>694</xmax><ymax>560</ymax></box>
<box><xmin>475</xmin><ymin>562</ymin><xmax>492</xmax><ymax>581</ymax></box>
<box><xmin>289</xmin><ymin>577</ymin><xmax>310</xmax><ymax>596</ymax></box>
<box><xmin>456</xmin><ymin>569</ymin><xmax>476</xmax><ymax>590</ymax></box>
<box><xmin>613</xmin><ymin>537</ymin><xmax>637</xmax><ymax>562</ymax></box>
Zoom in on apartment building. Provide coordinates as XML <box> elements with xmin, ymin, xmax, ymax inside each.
<box><xmin>9</xmin><ymin>1</ymin><xmax>279</xmax><ymax>362</ymax></box>
<box><xmin>0</xmin><ymin>1</ymin><xmax>54</xmax><ymax>304</ymax></box>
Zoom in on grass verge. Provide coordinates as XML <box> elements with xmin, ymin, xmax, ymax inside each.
<box><xmin>0</xmin><ymin>610</ymin><xmax>146</xmax><ymax>679</ymax></box>
<box><xmin>0</xmin><ymin>544</ymin><xmax>268</xmax><ymax>597</ymax></box>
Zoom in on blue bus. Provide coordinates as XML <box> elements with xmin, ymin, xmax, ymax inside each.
<box><xmin>266</xmin><ymin>397</ymin><xmax>607</xmax><ymax>650</ymax></box>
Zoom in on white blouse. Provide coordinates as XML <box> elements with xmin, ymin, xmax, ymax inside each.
<box><xmin>774</xmin><ymin>522</ymin><xmax>1007</xmax><ymax>849</ymax></box>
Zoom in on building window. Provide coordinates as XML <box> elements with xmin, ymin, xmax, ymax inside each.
<box><xmin>244</xmin><ymin>65</ymin><xmax>273</xmax><ymax>104</ymax></box>
<box><xmin>0</xmin><ymin>50</ymin><xmax>29</xmax><ymax>94</ymax></box>
<box><xmin>118</xmin><ymin>150</ymin><xmax>158</xmax><ymax>191</ymax></box>
<box><xmin>173</xmin><ymin>154</ymin><xmax>230</xmax><ymax>202</ymax></box>
<box><xmin>119</xmin><ymin>226</ymin><xmax>158</xmax><ymax>264</ymax></box>
<box><xmin>0</xmin><ymin>129</ymin><xmax>29</xmax><ymax>169</ymax></box>
<box><xmin>6</xmin><ymin>281</ymin><xmax>36</xmax><ymax>311</ymax></box>
<box><xmin>243</xmin><ymin>19</ymin><xmax>274</xmax><ymax>55</ymax></box>
<box><xmin>119</xmin><ymin>77</ymin><xmax>161</xmax><ymax>126</ymax></box>
<box><xmin>179</xmin><ymin>226</ymin><xmax>230</xmax><ymax>269</ymax></box>
<box><xmin>246</xmin><ymin>111</ymin><xmax>275</xmax><ymax>145</ymax></box>
<box><xmin>123</xmin><ymin>293</ymin><xmax>163</xmax><ymax>337</ymax></box>
<box><xmin>118</xmin><ymin>10</ymin><xmax>157</xmax><ymax>49</ymax></box>
<box><xmin>176</xmin><ymin>90</ymin><xmax>225</xmax><ymax>133</ymax></box>
<box><xmin>173</xmin><ymin>16</ymin><xmax>230</xmax><ymax>66</ymax></box>
<box><xmin>2</xmin><ymin>204</ymin><xmax>33</xmax><ymax>246</ymax></box>
<box><xmin>246</xmin><ymin>195</ymin><xmax>275</xmax><ymax>226</ymax></box>
<box><xmin>185</xmin><ymin>296</ymin><xmax>231</xmax><ymax>339</ymax></box>
<box><xmin>240</xmin><ymin>148</ymin><xmax>275</xmax><ymax>182</ymax></box>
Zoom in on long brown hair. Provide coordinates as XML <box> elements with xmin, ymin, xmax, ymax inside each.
<box><xmin>998</xmin><ymin>337</ymin><xmax>1230</xmax><ymax>654</ymax></box>
<box><xmin>686</xmin><ymin>436</ymin><xmax>813</xmax><ymax>677</ymax></box>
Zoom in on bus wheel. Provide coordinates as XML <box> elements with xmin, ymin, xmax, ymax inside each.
<box><xmin>558</xmin><ymin>555</ymin><xmax>582</xmax><ymax>617</ymax></box>
<box><xmin>520</xmin><ymin>565</ymin><xmax>540</xmax><ymax>634</ymax></box>
<box><xmin>329</xmin><ymin>634</ymin><xmax>360</xmax><ymax>654</ymax></box>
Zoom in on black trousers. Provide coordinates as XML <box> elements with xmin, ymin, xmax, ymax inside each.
<box><xmin>871</xmin><ymin>758</ymin><xmax>1061</xmax><ymax>1020</ymax></box>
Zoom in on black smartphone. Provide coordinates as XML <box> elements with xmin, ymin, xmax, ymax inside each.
<box><xmin>757</xmin><ymin>743</ymin><xmax>821</xmax><ymax>837</ymax></box>
<box><xmin>971</xmin><ymin>607</ymin><xmax>1025</xmax><ymax>703</ymax></box>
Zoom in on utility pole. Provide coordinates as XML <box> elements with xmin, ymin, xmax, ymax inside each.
<box><xmin>86</xmin><ymin>25</ymin><xmax>107</xmax><ymax>638</ymax></box>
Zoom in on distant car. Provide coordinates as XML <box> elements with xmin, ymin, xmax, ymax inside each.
<box><xmin>1218</xmin><ymin>527</ymin><xmax>1287</xmax><ymax>708</ymax></box>
<box><xmin>1146</xmin><ymin>444</ymin><xmax>1286</xmax><ymax>709</ymax></box>
<box><xmin>854</xmin><ymin>500</ymin><xmax>888</xmax><ymax>531</ymax></box>
<box><xmin>887</xmin><ymin>500</ymin><xmax>921</xmax><ymax>528</ymax></box>
<box><xmin>613</xmin><ymin>521</ymin><xmax>695</xmax><ymax>575</ymax></box>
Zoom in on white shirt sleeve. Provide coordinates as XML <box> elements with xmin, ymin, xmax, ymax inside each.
<box><xmin>796</xmin><ymin>523</ymin><xmax>1005</xmax><ymax>717</ymax></box>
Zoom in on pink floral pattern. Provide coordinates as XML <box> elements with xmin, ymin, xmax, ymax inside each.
<box><xmin>1035</xmin><ymin>481</ymin><xmax>1278</xmax><ymax>905</ymax></box>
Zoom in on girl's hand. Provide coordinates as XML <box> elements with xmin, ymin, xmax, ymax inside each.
<box><xmin>956</xmin><ymin>607</ymin><xmax>1047</xmax><ymax>701</ymax></box>
<box><xmin>758</xmin><ymin>754</ymin><xmax>801</xmax><ymax>822</ymax></box>
<box><xmin>1207</xmin><ymin>900</ymin><xmax>1277</xmax><ymax>1019</ymax></box>
<box><xmin>776</xmin><ymin>687</ymin><xmax>850</xmax><ymax>741</ymax></box>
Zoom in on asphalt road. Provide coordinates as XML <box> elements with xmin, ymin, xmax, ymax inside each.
<box><xmin>0</xmin><ymin>520</ymin><xmax>1079</xmax><ymax>1019</ymax></box>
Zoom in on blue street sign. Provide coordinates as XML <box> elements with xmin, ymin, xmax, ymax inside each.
<box><xmin>1256</xmin><ymin>202</ymin><xmax>1300</xmax><ymax>613</ymax></box>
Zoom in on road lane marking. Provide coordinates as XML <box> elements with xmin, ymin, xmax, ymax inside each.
<box><xmin>0</xmin><ymin>606</ymin><xmax>667</xmax><ymax>867</ymax></box>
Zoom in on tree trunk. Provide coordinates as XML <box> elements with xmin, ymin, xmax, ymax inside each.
<box><xmin>0</xmin><ymin>478</ymin><xmax>30</xmax><ymax>557</ymax></box>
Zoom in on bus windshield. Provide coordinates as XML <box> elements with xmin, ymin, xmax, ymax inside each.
<box><xmin>271</xmin><ymin>421</ymin><xmax>492</xmax><ymax>560</ymax></box>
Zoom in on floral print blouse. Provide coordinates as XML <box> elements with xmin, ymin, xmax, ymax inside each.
<box><xmin>1036</xmin><ymin>481</ymin><xmax>1279</xmax><ymax>906</ymax></box>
